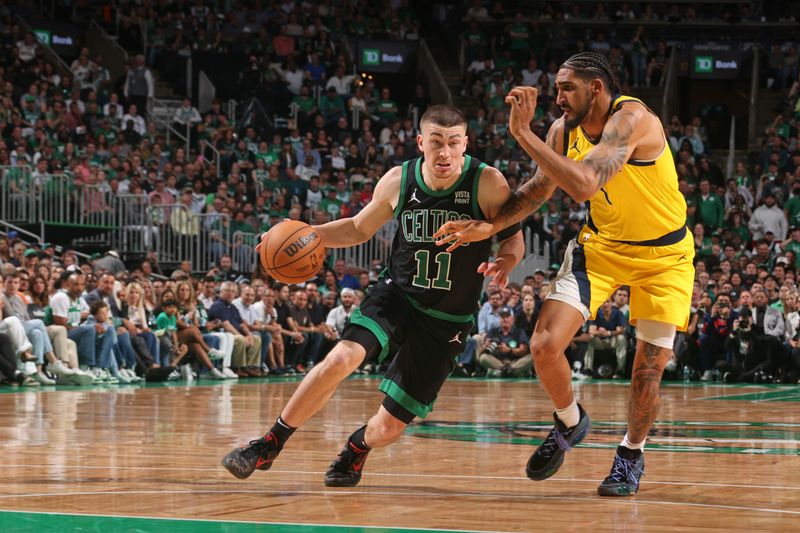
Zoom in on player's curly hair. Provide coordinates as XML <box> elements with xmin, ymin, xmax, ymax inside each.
<box><xmin>560</xmin><ymin>51</ymin><xmax>620</xmax><ymax>94</ymax></box>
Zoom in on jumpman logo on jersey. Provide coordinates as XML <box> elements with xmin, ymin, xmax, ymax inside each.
<box><xmin>570</xmin><ymin>139</ymin><xmax>580</xmax><ymax>153</ymax></box>
<box><xmin>448</xmin><ymin>332</ymin><xmax>461</xmax><ymax>344</ymax></box>
<box><xmin>409</xmin><ymin>188</ymin><xmax>421</xmax><ymax>204</ymax></box>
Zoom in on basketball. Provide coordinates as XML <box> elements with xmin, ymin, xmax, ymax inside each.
<box><xmin>259</xmin><ymin>220</ymin><xmax>325</xmax><ymax>283</ymax></box>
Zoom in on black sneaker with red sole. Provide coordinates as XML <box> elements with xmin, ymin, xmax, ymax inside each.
<box><xmin>221</xmin><ymin>432</ymin><xmax>280</xmax><ymax>479</ymax></box>
<box><xmin>324</xmin><ymin>441</ymin><xmax>371</xmax><ymax>487</ymax></box>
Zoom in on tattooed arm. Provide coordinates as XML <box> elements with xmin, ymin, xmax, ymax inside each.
<box><xmin>484</xmin><ymin>120</ymin><xmax>560</xmax><ymax>231</ymax></box>
<box><xmin>433</xmin><ymin>120</ymin><xmax>561</xmax><ymax>251</ymax></box>
<box><xmin>504</xmin><ymin>86</ymin><xmax>645</xmax><ymax>202</ymax></box>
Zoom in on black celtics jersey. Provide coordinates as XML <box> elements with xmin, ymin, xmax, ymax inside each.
<box><xmin>386</xmin><ymin>155</ymin><xmax>492</xmax><ymax>319</ymax></box>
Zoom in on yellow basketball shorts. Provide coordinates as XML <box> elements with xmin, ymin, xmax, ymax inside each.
<box><xmin>548</xmin><ymin>227</ymin><xmax>695</xmax><ymax>330</ymax></box>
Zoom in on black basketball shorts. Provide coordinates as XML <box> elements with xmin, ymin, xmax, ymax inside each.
<box><xmin>342</xmin><ymin>279</ymin><xmax>474</xmax><ymax>423</ymax></box>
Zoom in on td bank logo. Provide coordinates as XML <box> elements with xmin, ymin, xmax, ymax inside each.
<box><xmin>695</xmin><ymin>56</ymin><xmax>713</xmax><ymax>73</ymax></box>
<box><xmin>363</xmin><ymin>48</ymin><xmax>380</xmax><ymax>66</ymax></box>
<box><xmin>34</xmin><ymin>29</ymin><xmax>51</xmax><ymax>45</ymax></box>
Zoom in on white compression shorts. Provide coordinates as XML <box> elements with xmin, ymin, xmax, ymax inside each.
<box><xmin>635</xmin><ymin>319</ymin><xmax>676</xmax><ymax>350</ymax></box>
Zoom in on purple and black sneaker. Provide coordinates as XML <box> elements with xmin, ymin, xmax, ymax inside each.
<box><xmin>526</xmin><ymin>403</ymin><xmax>591</xmax><ymax>481</ymax></box>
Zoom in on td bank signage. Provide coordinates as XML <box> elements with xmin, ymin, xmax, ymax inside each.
<box><xmin>357</xmin><ymin>40</ymin><xmax>416</xmax><ymax>73</ymax></box>
<box><xmin>690</xmin><ymin>44</ymin><xmax>742</xmax><ymax>79</ymax></box>
<box><xmin>29</xmin><ymin>17</ymin><xmax>81</xmax><ymax>56</ymax></box>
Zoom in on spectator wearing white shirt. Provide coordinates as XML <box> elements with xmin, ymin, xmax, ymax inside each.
<box><xmin>252</xmin><ymin>287</ymin><xmax>291</xmax><ymax>373</ymax></box>
<box><xmin>749</xmin><ymin>192</ymin><xmax>787</xmax><ymax>241</ymax></box>
<box><xmin>521</xmin><ymin>58</ymin><xmax>543</xmax><ymax>86</ymax></box>
<box><xmin>325</xmin><ymin>288</ymin><xmax>356</xmax><ymax>336</ymax></box>
<box><xmin>327</xmin><ymin>145</ymin><xmax>346</xmax><ymax>170</ymax></box>
<box><xmin>347</xmin><ymin>86</ymin><xmax>368</xmax><ymax>115</ymax></box>
<box><xmin>104</xmin><ymin>93</ymin><xmax>124</xmax><ymax>123</ymax></box>
<box><xmin>16</xmin><ymin>32</ymin><xmax>38</xmax><ymax>63</ymax></box>
<box><xmin>281</xmin><ymin>58</ymin><xmax>305</xmax><ymax>95</ymax></box>
<box><xmin>234</xmin><ymin>286</ymin><xmax>272</xmax><ymax>373</ymax></box>
<box><xmin>325</xmin><ymin>66</ymin><xmax>355</xmax><ymax>97</ymax></box>
<box><xmin>305</xmin><ymin>176</ymin><xmax>323</xmax><ymax>211</ymax></box>
<box><xmin>65</xmin><ymin>90</ymin><xmax>86</xmax><ymax>114</ymax></box>
<box><xmin>48</xmin><ymin>272</ymin><xmax>117</xmax><ymax>379</ymax></box>
<box><xmin>122</xmin><ymin>104</ymin><xmax>146</xmax><ymax>136</ymax></box>
<box><xmin>173</xmin><ymin>98</ymin><xmax>202</xmax><ymax>127</ymax></box>
<box><xmin>295</xmin><ymin>154</ymin><xmax>319</xmax><ymax>182</ymax></box>
<box><xmin>70</xmin><ymin>50</ymin><xmax>97</xmax><ymax>93</ymax></box>
<box><xmin>198</xmin><ymin>277</ymin><xmax>218</xmax><ymax>311</ymax></box>
<box><xmin>233</xmin><ymin>285</ymin><xmax>260</xmax><ymax>326</ymax></box>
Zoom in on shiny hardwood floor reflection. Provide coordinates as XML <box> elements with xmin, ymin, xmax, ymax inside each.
<box><xmin>0</xmin><ymin>377</ymin><xmax>798</xmax><ymax>532</ymax></box>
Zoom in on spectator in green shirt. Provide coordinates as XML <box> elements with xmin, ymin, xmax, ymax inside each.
<box><xmin>375</xmin><ymin>87</ymin><xmax>398</xmax><ymax>127</ymax></box>
<box><xmin>697</xmin><ymin>178</ymin><xmax>724</xmax><ymax>230</ymax></box>
<box><xmin>320</xmin><ymin>87</ymin><xmax>345</xmax><ymax>125</ymax></box>
<box><xmin>726</xmin><ymin>209</ymin><xmax>751</xmax><ymax>245</ymax></box>
<box><xmin>291</xmin><ymin>85</ymin><xmax>317</xmax><ymax>127</ymax></box>
<box><xmin>254</xmin><ymin>141</ymin><xmax>278</xmax><ymax>167</ymax></box>
<box><xmin>732</xmin><ymin>161</ymin><xmax>752</xmax><ymax>189</ymax></box>
<box><xmin>462</xmin><ymin>21</ymin><xmax>487</xmax><ymax>62</ymax></box>
<box><xmin>156</xmin><ymin>300</ymin><xmax>188</xmax><ymax>366</ymax></box>
<box><xmin>507</xmin><ymin>13</ymin><xmax>530</xmax><ymax>62</ymax></box>
<box><xmin>784</xmin><ymin>183</ymin><xmax>800</xmax><ymax>227</ymax></box>
<box><xmin>692</xmin><ymin>223</ymin><xmax>713</xmax><ymax>258</ymax></box>
<box><xmin>319</xmin><ymin>188</ymin><xmax>342</xmax><ymax>219</ymax></box>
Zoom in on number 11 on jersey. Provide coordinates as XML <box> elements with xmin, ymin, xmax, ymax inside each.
<box><xmin>412</xmin><ymin>250</ymin><xmax>452</xmax><ymax>290</ymax></box>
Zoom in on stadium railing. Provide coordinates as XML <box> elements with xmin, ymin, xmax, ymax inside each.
<box><xmin>660</xmin><ymin>46</ymin><xmax>678</xmax><ymax>125</ymax></box>
<box><xmin>231</xmin><ymin>231</ymin><xmax>260</xmax><ymax>274</ymax></box>
<box><xmin>419</xmin><ymin>39</ymin><xmax>452</xmax><ymax>105</ymax></box>
<box><xmin>146</xmin><ymin>204</ymin><xmax>232</xmax><ymax>273</ymax></box>
<box><xmin>3</xmin><ymin>169</ymin><xmax>551</xmax><ymax>276</ymax></box>
<box><xmin>0</xmin><ymin>165</ymin><xmax>34</xmax><ymax>226</ymax></box>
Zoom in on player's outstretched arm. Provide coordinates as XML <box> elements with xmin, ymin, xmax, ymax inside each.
<box><xmin>507</xmin><ymin>86</ymin><xmax>642</xmax><ymax>202</ymax></box>
<box><xmin>475</xmin><ymin>166</ymin><xmax>526</xmax><ymax>288</ymax></box>
<box><xmin>480</xmin><ymin>229</ymin><xmax>525</xmax><ymax>289</ymax></box>
<box><xmin>312</xmin><ymin>166</ymin><xmax>400</xmax><ymax>248</ymax></box>
<box><xmin>433</xmin><ymin>123</ymin><xmax>561</xmax><ymax>251</ymax></box>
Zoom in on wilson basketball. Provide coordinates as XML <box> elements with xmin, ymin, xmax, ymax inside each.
<box><xmin>259</xmin><ymin>220</ymin><xmax>325</xmax><ymax>283</ymax></box>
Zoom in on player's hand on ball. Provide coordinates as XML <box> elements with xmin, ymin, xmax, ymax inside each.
<box><xmin>505</xmin><ymin>86</ymin><xmax>538</xmax><ymax>136</ymax></box>
<box><xmin>434</xmin><ymin>220</ymin><xmax>495</xmax><ymax>252</ymax></box>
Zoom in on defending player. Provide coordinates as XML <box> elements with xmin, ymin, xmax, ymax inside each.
<box><xmin>435</xmin><ymin>52</ymin><xmax>694</xmax><ymax>496</ymax></box>
<box><xmin>222</xmin><ymin>105</ymin><xmax>524</xmax><ymax>486</ymax></box>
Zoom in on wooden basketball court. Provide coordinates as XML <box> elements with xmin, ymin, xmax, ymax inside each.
<box><xmin>0</xmin><ymin>376</ymin><xmax>798</xmax><ymax>532</ymax></box>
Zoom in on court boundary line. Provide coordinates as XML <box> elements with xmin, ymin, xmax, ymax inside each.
<box><xmin>1</xmin><ymin>463</ymin><xmax>799</xmax><ymax>491</ymax></box>
<box><xmin>0</xmin><ymin>489</ymin><xmax>798</xmax><ymax>518</ymax></box>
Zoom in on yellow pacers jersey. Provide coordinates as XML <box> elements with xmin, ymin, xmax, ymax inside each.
<box><xmin>565</xmin><ymin>95</ymin><xmax>686</xmax><ymax>243</ymax></box>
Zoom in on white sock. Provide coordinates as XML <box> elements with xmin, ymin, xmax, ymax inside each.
<box><xmin>621</xmin><ymin>433</ymin><xmax>645</xmax><ymax>451</ymax></box>
<box><xmin>555</xmin><ymin>399</ymin><xmax>580</xmax><ymax>428</ymax></box>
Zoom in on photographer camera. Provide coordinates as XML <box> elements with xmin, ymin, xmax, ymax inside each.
<box><xmin>698</xmin><ymin>294</ymin><xmax>735</xmax><ymax>381</ymax></box>
<box><xmin>478</xmin><ymin>306</ymin><xmax>531</xmax><ymax>378</ymax></box>
<box><xmin>735</xmin><ymin>289</ymin><xmax>784</xmax><ymax>383</ymax></box>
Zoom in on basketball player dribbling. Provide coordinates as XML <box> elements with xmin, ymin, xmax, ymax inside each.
<box><xmin>222</xmin><ymin>105</ymin><xmax>524</xmax><ymax>486</ymax></box>
<box><xmin>435</xmin><ymin>52</ymin><xmax>695</xmax><ymax>496</ymax></box>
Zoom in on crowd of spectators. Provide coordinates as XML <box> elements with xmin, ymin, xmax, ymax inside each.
<box><xmin>0</xmin><ymin>235</ymin><xmax>383</xmax><ymax>385</ymax></box>
<box><xmin>2</xmin><ymin>1</ymin><xmax>800</xmax><ymax>386</ymax></box>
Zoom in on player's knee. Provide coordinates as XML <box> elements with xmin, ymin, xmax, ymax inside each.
<box><xmin>529</xmin><ymin>331</ymin><xmax>563</xmax><ymax>362</ymax></box>
<box><xmin>319</xmin><ymin>343</ymin><xmax>364</xmax><ymax>375</ymax></box>
<box><xmin>370</xmin><ymin>415</ymin><xmax>406</xmax><ymax>442</ymax></box>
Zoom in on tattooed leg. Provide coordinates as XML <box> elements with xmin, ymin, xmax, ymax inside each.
<box><xmin>626</xmin><ymin>340</ymin><xmax>671</xmax><ymax>443</ymax></box>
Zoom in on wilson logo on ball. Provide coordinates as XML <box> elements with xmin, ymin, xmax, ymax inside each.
<box><xmin>284</xmin><ymin>232</ymin><xmax>320</xmax><ymax>257</ymax></box>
